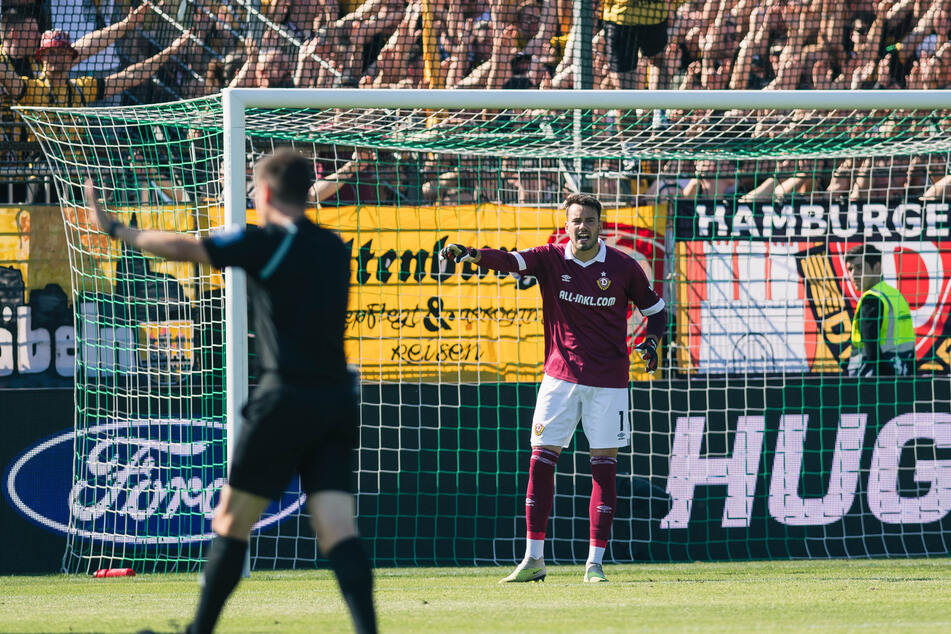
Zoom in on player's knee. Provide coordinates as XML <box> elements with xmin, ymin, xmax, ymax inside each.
<box><xmin>212</xmin><ymin>511</ymin><xmax>244</xmax><ymax>538</ymax></box>
<box><xmin>313</xmin><ymin>516</ymin><xmax>358</xmax><ymax>554</ymax></box>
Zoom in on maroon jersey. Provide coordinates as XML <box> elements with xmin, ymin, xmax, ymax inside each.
<box><xmin>479</xmin><ymin>240</ymin><xmax>664</xmax><ymax>388</ymax></box>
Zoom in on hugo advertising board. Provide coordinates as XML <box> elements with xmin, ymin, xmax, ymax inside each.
<box><xmin>631</xmin><ymin>376</ymin><xmax>951</xmax><ymax>561</ymax></box>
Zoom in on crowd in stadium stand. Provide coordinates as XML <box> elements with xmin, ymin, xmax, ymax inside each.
<box><xmin>2</xmin><ymin>0</ymin><xmax>951</xmax><ymax>205</ymax></box>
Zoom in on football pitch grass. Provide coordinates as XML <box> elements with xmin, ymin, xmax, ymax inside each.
<box><xmin>3</xmin><ymin>558</ymin><xmax>951</xmax><ymax>633</ymax></box>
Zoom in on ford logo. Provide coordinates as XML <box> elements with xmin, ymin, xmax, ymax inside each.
<box><xmin>4</xmin><ymin>420</ymin><xmax>304</xmax><ymax>544</ymax></box>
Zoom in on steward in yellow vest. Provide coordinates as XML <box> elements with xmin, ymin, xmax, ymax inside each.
<box><xmin>845</xmin><ymin>245</ymin><xmax>915</xmax><ymax>376</ymax></box>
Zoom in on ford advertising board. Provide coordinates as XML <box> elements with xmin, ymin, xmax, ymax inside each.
<box><xmin>4</xmin><ymin>419</ymin><xmax>303</xmax><ymax>547</ymax></box>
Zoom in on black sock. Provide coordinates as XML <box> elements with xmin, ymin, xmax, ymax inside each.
<box><xmin>189</xmin><ymin>536</ymin><xmax>248</xmax><ymax>634</ymax></box>
<box><xmin>327</xmin><ymin>537</ymin><xmax>377</xmax><ymax>634</ymax></box>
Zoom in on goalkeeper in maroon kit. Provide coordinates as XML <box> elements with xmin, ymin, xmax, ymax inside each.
<box><xmin>440</xmin><ymin>193</ymin><xmax>666</xmax><ymax>583</ymax></box>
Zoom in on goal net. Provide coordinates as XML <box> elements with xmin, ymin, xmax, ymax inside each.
<box><xmin>16</xmin><ymin>89</ymin><xmax>951</xmax><ymax>572</ymax></box>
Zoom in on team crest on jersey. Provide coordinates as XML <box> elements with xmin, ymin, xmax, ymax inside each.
<box><xmin>533</xmin><ymin>423</ymin><xmax>544</xmax><ymax>436</ymax></box>
<box><xmin>597</xmin><ymin>272</ymin><xmax>611</xmax><ymax>291</ymax></box>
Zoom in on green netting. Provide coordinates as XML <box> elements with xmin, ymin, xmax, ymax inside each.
<box><xmin>15</xmin><ymin>93</ymin><xmax>951</xmax><ymax>572</ymax></box>
<box><xmin>19</xmin><ymin>94</ymin><xmax>951</xmax><ymax>160</ymax></box>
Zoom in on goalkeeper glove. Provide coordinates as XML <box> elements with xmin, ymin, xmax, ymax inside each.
<box><xmin>634</xmin><ymin>338</ymin><xmax>659</xmax><ymax>375</ymax></box>
<box><xmin>439</xmin><ymin>243</ymin><xmax>479</xmax><ymax>264</ymax></box>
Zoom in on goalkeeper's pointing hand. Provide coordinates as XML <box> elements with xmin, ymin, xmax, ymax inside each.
<box><xmin>634</xmin><ymin>338</ymin><xmax>659</xmax><ymax>375</ymax></box>
<box><xmin>439</xmin><ymin>243</ymin><xmax>480</xmax><ymax>264</ymax></box>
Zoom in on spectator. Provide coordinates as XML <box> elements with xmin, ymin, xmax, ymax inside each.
<box><xmin>502</xmin><ymin>52</ymin><xmax>535</xmax><ymax>89</ymax></box>
<box><xmin>445</xmin><ymin>17</ymin><xmax>494</xmax><ymax>87</ymax></box>
<box><xmin>336</xmin><ymin>0</ymin><xmax>404</xmax><ymax>79</ymax></box>
<box><xmin>202</xmin><ymin>4</ymin><xmax>244</xmax><ymax>57</ymax></box>
<box><xmin>310</xmin><ymin>150</ymin><xmax>376</xmax><ymax>204</ymax></box>
<box><xmin>295</xmin><ymin>26</ymin><xmax>348</xmax><ymax>88</ymax></box>
<box><xmin>602</xmin><ymin>0</ymin><xmax>681</xmax><ymax>91</ymax></box>
<box><xmin>0</xmin><ymin>8</ymin><xmax>42</xmax><ymax>192</ymax></box>
<box><xmin>0</xmin><ymin>27</ymin><xmax>194</xmax><ymax>107</ymax></box>
<box><xmin>849</xmin><ymin>155</ymin><xmax>912</xmax><ymax>203</ymax></box>
<box><xmin>261</xmin><ymin>0</ymin><xmax>306</xmax><ymax>42</ymax></box>
<box><xmin>0</xmin><ymin>3</ymin><xmax>155</xmax><ymax>166</ymax></box>
<box><xmin>643</xmin><ymin>160</ymin><xmax>694</xmax><ymax>201</ymax></box>
<box><xmin>741</xmin><ymin>159</ymin><xmax>832</xmax><ymax>203</ymax></box>
<box><xmin>484</xmin><ymin>21</ymin><xmax>522</xmax><ymax>89</ymax></box>
<box><xmin>544</xmin><ymin>12</ymin><xmax>608</xmax><ymax>90</ymax></box>
<box><xmin>511</xmin><ymin>0</ymin><xmax>557</xmax><ymax>82</ymax></box>
<box><xmin>682</xmin><ymin>159</ymin><xmax>746</xmax><ymax>199</ymax></box>
<box><xmin>205</xmin><ymin>52</ymin><xmax>246</xmax><ymax>93</ymax></box>
<box><xmin>0</xmin><ymin>8</ymin><xmax>42</xmax><ymax>80</ymax></box>
<box><xmin>498</xmin><ymin>158</ymin><xmax>562</xmax><ymax>204</ymax></box>
<box><xmin>1</xmin><ymin>2</ymin><xmax>151</xmax><ymax>84</ymax></box>
<box><xmin>303</xmin><ymin>1</ymin><xmax>339</xmax><ymax>34</ymax></box>
<box><xmin>230</xmin><ymin>42</ymin><xmax>296</xmax><ymax>89</ymax></box>
<box><xmin>362</xmin><ymin>2</ymin><xmax>424</xmax><ymax>88</ymax></box>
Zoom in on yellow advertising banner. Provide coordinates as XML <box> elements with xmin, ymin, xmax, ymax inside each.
<box><xmin>317</xmin><ymin>203</ymin><xmax>667</xmax><ymax>382</ymax></box>
<box><xmin>0</xmin><ymin>202</ymin><xmax>666</xmax><ymax>384</ymax></box>
<box><xmin>0</xmin><ymin>206</ymin><xmax>70</xmax><ymax>293</ymax></box>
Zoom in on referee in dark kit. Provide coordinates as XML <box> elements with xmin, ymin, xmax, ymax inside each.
<box><xmin>85</xmin><ymin>147</ymin><xmax>376</xmax><ymax>634</ymax></box>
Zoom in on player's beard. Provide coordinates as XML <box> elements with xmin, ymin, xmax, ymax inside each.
<box><xmin>573</xmin><ymin>230</ymin><xmax>598</xmax><ymax>252</ymax></box>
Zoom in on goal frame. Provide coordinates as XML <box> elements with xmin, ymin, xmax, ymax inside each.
<box><xmin>218</xmin><ymin>88</ymin><xmax>951</xmax><ymax>569</ymax></box>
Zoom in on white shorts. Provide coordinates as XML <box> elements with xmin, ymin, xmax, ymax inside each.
<box><xmin>530</xmin><ymin>374</ymin><xmax>630</xmax><ymax>449</ymax></box>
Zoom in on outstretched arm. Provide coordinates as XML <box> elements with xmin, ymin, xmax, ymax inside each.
<box><xmin>73</xmin><ymin>1</ymin><xmax>154</xmax><ymax>61</ymax></box>
<box><xmin>0</xmin><ymin>55</ymin><xmax>25</xmax><ymax>99</ymax></box>
<box><xmin>310</xmin><ymin>151</ymin><xmax>372</xmax><ymax>202</ymax></box>
<box><xmin>439</xmin><ymin>243</ymin><xmax>540</xmax><ymax>275</ymax></box>
<box><xmin>85</xmin><ymin>179</ymin><xmax>210</xmax><ymax>264</ymax></box>
<box><xmin>101</xmin><ymin>29</ymin><xmax>192</xmax><ymax>99</ymax></box>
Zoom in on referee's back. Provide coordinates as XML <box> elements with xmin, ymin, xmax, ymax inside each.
<box><xmin>203</xmin><ymin>215</ymin><xmax>351</xmax><ymax>386</ymax></box>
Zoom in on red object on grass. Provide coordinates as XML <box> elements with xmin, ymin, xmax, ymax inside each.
<box><xmin>93</xmin><ymin>568</ymin><xmax>136</xmax><ymax>578</ymax></box>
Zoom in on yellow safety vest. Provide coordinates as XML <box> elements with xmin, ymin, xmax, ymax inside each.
<box><xmin>849</xmin><ymin>281</ymin><xmax>915</xmax><ymax>375</ymax></box>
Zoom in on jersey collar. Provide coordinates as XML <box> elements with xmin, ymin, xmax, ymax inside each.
<box><xmin>564</xmin><ymin>239</ymin><xmax>606</xmax><ymax>267</ymax></box>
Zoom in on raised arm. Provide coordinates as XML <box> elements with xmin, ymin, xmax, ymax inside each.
<box><xmin>229</xmin><ymin>38</ymin><xmax>258</xmax><ymax>88</ymax></box>
<box><xmin>766</xmin><ymin>4</ymin><xmax>808</xmax><ymax>90</ymax></box>
<box><xmin>101</xmin><ymin>29</ymin><xmax>192</xmax><ymax>99</ymax></box>
<box><xmin>730</xmin><ymin>3</ymin><xmax>771</xmax><ymax>89</ymax></box>
<box><xmin>0</xmin><ymin>56</ymin><xmax>25</xmax><ymax>100</ymax></box>
<box><xmin>896</xmin><ymin>0</ymin><xmax>950</xmax><ymax>64</ymax></box>
<box><xmin>72</xmin><ymin>1</ymin><xmax>153</xmax><ymax>61</ymax></box>
<box><xmin>85</xmin><ymin>179</ymin><xmax>210</xmax><ymax>264</ymax></box>
<box><xmin>485</xmin><ymin>24</ymin><xmax>519</xmax><ymax>89</ymax></box>
<box><xmin>371</xmin><ymin>2</ymin><xmax>421</xmax><ymax>88</ymax></box>
<box><xmin>310</xmin><ymin>151</ymin><xmax>371</xmax><ymax>202</ymax></box>
<box><xmin>294</xmin><ymin>36</ymin><xmax>321</xmax><ymax>88</ymax></box>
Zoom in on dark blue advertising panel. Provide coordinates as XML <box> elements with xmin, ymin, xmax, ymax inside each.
<box><xmin>1</xmin><ymin>389</ymin><xmax>73</xmax><ymax>572</ymax></box>
<box><xmin>2</xmin><ymin>395</ymin><xmax>306</xmax><ymax>573</ymax></box>
<box><xmin>4</xmin><ymin>378</ymin><xmax>949</xmax><ymax>571</ymax></box>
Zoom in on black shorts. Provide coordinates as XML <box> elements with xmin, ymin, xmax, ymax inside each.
<box><xmin>228</xmin><ymin>376</ymin><xmax>360</xmax><ymax>500</ymax></box>
<box><xmin>604</xmin><ymin>20</ymin><xmax>669</xmax><ymax>74</ymax></box>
